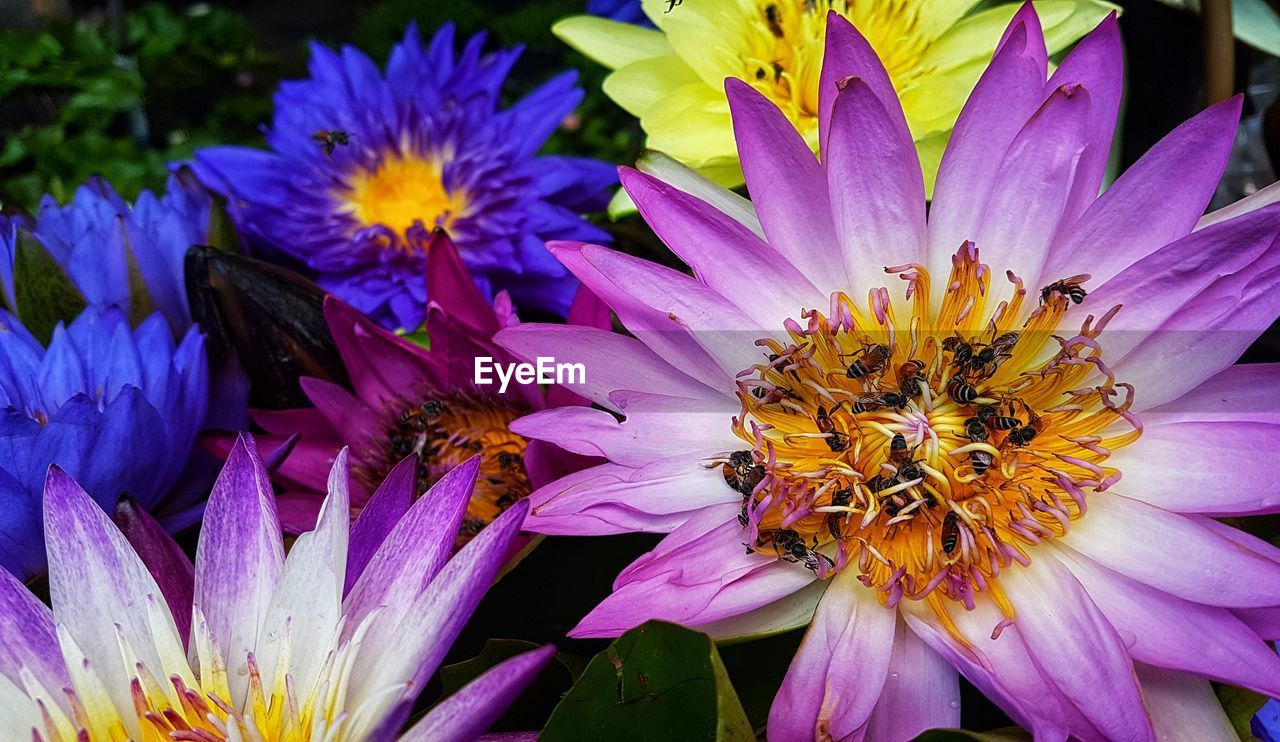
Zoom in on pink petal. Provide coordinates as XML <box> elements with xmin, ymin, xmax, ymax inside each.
<box><xmin>510</xmin><ymin>397</ymin><xmax>739</xmax><ymax>468</ymax></box>
<box><xmin>1061</xmin><ymin>493</ymin><xmax>1280</xmax><ymax>608</ymax></box>
<box><xmin>1041</xmin><ymin>96</ymin><xmax>1242</xmax><ymax>288</ymax></box>
<box><xmin>494</xmin><ymin>324</ymin><xmax>729</xmax><ymax>414</ymax></box>
<box><xmin>1136</xmin><ymin>665</ymin><xmax>1237</xmax><ymax>742</ymax></box>
<box><xmin>299</xmin><ymin>376</ymin><xmax>384</xmax><ymax>452</ymax></box>
<box><xmin>817</xmin><ymin>12</ymin><xmax>908</xmax><ymax>163</ymax></box>
<box><xmin>767</xmin><ymin>572</ymin><xmax>897</xmax><ymax>742</ymax></box>
<box><xmin>724</xmin><ymin>78</ymin><xmax>847</xmax><ymax>296</ymax></box>
<box><xmin>1054</xmin><ymin>545</ymin><xmax>1280</xmax><ymax>698</ymax></box>
<box><xmin>1044</xmin><ymin>13</ymin><xmax>1124</xmax><ymax>227</ymax></box>
<box><xmin>572</xmin><ymin>513</ymin><xmax>816</xmax><ymax>638</ymax></box>
<box><xmin>524</xmin><ymin>461</ymin><xmax>740</xmax><ymax>536</ymax></box>
<box><xmin>621</xmin><ymin>164</ymin><xmax>821</xmax><ymax>327</ymax></box>
<box><xmin>971</xmin><ymin>83</ymin><xmax>1093</xmax><ymax>298</ymax></box>
<box><xmin>864</xmin><ymin>619</ymin><xmax>961</xmax><ymax>741</ymax></box>
<box><xmin>825</xmin><ymin>77</ymin><xmax>926</xmax><ymax>292</ymax></box>
<box><xmin>928</xmin><ymin>4</ymin><xmax>1048</xmax><ymax>285</ymax></box>
<box><xmin>324</xmin><ymin>296</ymin><xmax>440</xmax><ymax>406</ymax></box>
<box><xmin>425</xmin><ymin>231</ymin><xmax>500</xmax><ymax>337</ymax></box>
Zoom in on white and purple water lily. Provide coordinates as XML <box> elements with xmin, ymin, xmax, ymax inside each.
<box><xmin>497</xmin><ymin>6</ymin><xmax>1280</xmax><ymax>741</ymax></box>
<box><xmin>0</xmin><ymin>435</ymin><xmax>546</xmax><ymax>741</ymax></box>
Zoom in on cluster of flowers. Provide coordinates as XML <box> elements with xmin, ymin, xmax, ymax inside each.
<box><xmin>3</xmin><ymin>1</ymin><xmax>1280</xmax><ymax>739</ymax></box>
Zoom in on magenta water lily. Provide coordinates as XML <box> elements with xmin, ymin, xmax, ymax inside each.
<box><xmin>497</xmin><ymin>8</ymin><xmax>1280</xmax><ymax>739</ymax></box>
<box><xmin>191</xmin><ymin>23</ymin><xmax>617</xmax><ymax>331</ymax></box>
<box><xmin>0</xmin><ymin>435</ymin><xmax>546</xmax><ymax>740</ymax></box>
<box><xmin>232</xmin><ymin>231</ymin><xmax>604</xmax><ymax>546</ymax></box>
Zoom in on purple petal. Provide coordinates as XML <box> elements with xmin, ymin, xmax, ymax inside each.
<box><xmin>825</xmin><ymin>77</ymin><xmax>927</xmax><ymax>292</ymax></box>
<box><xmin>1044</xmin><ymin>13</ymin><xmax>1124</xmax><ymax>226</ymax></box>
<box><xmin>1061</xmin><ymin>493</ymin><xmax>1280</xmax><ymax>608</ymax></box>
<box><xmin>620</xmin><ymin>165</ymin><xmax>820</xmax><ymax>327</ymax></box>
<box><xmin>723</xmin><ymin>79</ymin><xmax>846</xmax><ymax>295</ymax></box>
<box><xmin>573</xmin><ymin>509</ymin><xmax>816</xmax><ymax>637</ymax></box>
<box><xmin>524</xmin><ymin>462</ymin><xmax>739</xmax><ymax>536</ymax></box>
<box><xmin>402</xmin><ymin>645</ymin><xmax>556</xmax><ymax>741</ymax></box>
<box><xmin>817</xmin><ymin>12</ymin><xmax>907</xmax><ymax>162</ymax></box>
<box><xmin>1042</xmin><ymin>96</ymin><xmax>1242</xmax><ymax>288</ymax></box>
<box><xmin>114</xmin><ymin>495</ymin><xmax>195</xmax><ymax>645</ymax></box>
<box><xmin>1137</xmin><ymin>665</ymin><xmax>1237</xmax><ymax>742</ymax></box>
<box><xmin>324</xmin><ymin>296</ymin><xmax>441</xmax><ymax>407</ymax></box>
<box><xmin>44</xmin><ymin>466</ymin><xmax>183</xmax><ymax>733</ymax></box>
<box><xmin>494</xmin><ymin>324</ymin><xmax>729</xmax><ymax>413</ymax></box>
<box><xmin>342</xmin><ymin>456</ymin><xmax>478</xmax><ymax>636</ymax></box>
<box><xmin>971</xmin><ymin>82</ymin><xmax>1092</xmax><ymax>298</ymax></box>
<box><xmin>767</xmin><ymin>571</ymin><xmax>896</xmax><ymax>741</ymax></box>
<box><xmin>344</xmin><ymin>454</ymin><xmax>417</xmax><ymax>595</ymax></box>
<box><xmin>929</xmin><ymin>3</ymin><xmax>1048</xmax><ymax>283</ymax></box>
<box><xmin>426</xmin><ymin>231</ymin><xmax>500</xmax><ymax>338</ymax></box>
<box><xmin>1198</xmin><ymin>179</ymin><xmax>1280</xmax><ymax>230</ymax></box>
<box><xmin>0</xmin><ymin>567</ymin><xmax>66</xmax><ymax>702</ymax></box>
<box><xmin>1055</xmin><ymin>545</ymin><xmax>1280</xmax><ymax>698</ymax></box>
<box><xmin>192</xmin><ymin>435</ymin><xmax>285</xmax><ymax>705</ymax></box>
<box><xmin>863</xmin><ymin>619</ymin><xmax>961</xmax><ymax>740</ymax></box>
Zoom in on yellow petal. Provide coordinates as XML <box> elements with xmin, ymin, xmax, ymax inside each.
<box><xmin>552</xmin><ymin>15</ymin><xmax>672</xmax><ymax>69</ymax></box>
<box><xmin>643</xmin><ymin>0</ymin><xmax>747</xmax><ymax>88</ymax></box>
<box><xmin>604</xmin><ymin>56</ymin><xmax>702</xmax><ymax>118</ymax></box>
<box><xmin>918</xmin><ymin>129</ymin><xmax>951</xmax><ymax>199</ymax></box>
<box><xmin>641</xmin><ymin>84</ymin><xmax>738</xmax><ymax>167</ymax></box>
<box><xmin>921</xmin><ymin>0</ymin><xmax>1119</xmax><ymax>75</ymax></box>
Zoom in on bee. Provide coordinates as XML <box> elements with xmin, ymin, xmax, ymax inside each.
<box><xmin>969</xmin><ymin>449</ymin><xmax>994</xmax><ymax>476</ymax></box>
<box><xmin>826</xmin><ymin>487</ymin><xmax>854</xmax><ymax>539</ymax></box>
<box><xmin>896</xmin><ymin>360</ymin><xmax>927</xmax><ymax>398</ymax></box>
<box><xmin>942</xmin><ymin>335</ymin><xmax>974</xmax><ymax>366</ymax></box>
<box><xmin>497</xmin><ymin>451</ymin><xmax>522</xmax><ymax>471</ymax></box>
<box><xmin>664</xmin><ymin>0</ymin><xmax>683</xmax><ymax>12</ymax></box>
<box><xmin>887</xmin><ymin>433</ymin><xmax>925</xmax><ymax>483</ymax></box>
<box><xmin>965</xmin><ymin>332</ymin><xmax>1019</xmax><ymax>378</ymax></box>
<box><xmin>947</xmin><ymin>376</ymin><xmax>978</xmax><ymax>404</ymax></box>
<box><xmin>982</xmin><ymin>403</ymin><xmax>1021</xmax><ymax>431</ymax></box>
<box><xmin>312</xmin><ymin>130</ymin><xmax>353</xmax><ymax>156</ymax></box>
<box><xmin>1008</xmin><ymin>415</ymin><xmax>1041</xmax><ymax>446</ymax></box>
<box><xmin>814</xmin><ymin>405</ymin><xmax>851</xmax><ymax>452</ymax></box>
<box><xmin>1040</xmin><ymin>274</ymin><xmax>1091</xmax><ymax>305</ymax></box>
<box><xmin>766</xmin><ymin>529</ymin><xmax>827</xmax><ymax>571</ymax></box>
<box><xmin>962</xmin><ymin>417</ymin><xmax>993</xmax><ymax>475</ymax></box>
<box><xmin>844</xmin><ymin>343</ymin><xmax>890</xmax><ymax>379</ymax></box>
<box><xmin>764</xmin><ymin>3</ymin><xmax>784</xmax><ymax>35</ymax></box>
<box><xmin>852</xmin><ymin>392</ymin><xmax>907</xmax><ymax>414</ymax></box>
<box><xmin>720</xmin><ymin>450</ymin><xmax>766</xmax><ymax>495</ymax></box>
<box><xmin>941</xmin><ymin>511</ymin><xmax>961</xmax><ymax>555</ymax></box>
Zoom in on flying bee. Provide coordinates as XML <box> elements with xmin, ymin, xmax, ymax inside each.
<box><xmin>826</xmin><ymin>487</ymin><xmax>854</xmax><ymax>539</ymax></box>
<box><xmin>947</xmin><ymin>376</ymin><xmax>978</xmax><ymax>404</ymax></box>
<box><xmin>1040</xmin><ymin>274</ymin><xmax>1091</xmax><ymax>305</ymax></box>
<box><xmin>941</xmin><ymin>511</ymin><xmax>961</xmax><ymax>555</ymax></box>
<box><xmin>896</xmin><ymin>360</ymin><xmax>927</xmax><ymax>398</ymax></box>
<box><xmin>764</xmin><ymin>3</ymin><xmax>784</xmax><ymax>35</ymax></box>
<box><xmin>942</xmin><ymin>335</ymin><xmax>974</xmax><ymax>366</ymax></box>
<box><xmin>312</xmin><ymin>129</ymin><xmax>353</xmax><ymax>156</ymax></box>
<box><xmin>720</xmin><ymin>450</ymin><xmax>766</xmax><ymax>495</ymax></box>
<box><xmin>844</xmin><ymin>343</ymin><xmax>890</xmax><ymax>379</ymax></box>
<box><xmin>765</xmin><ymin>529</ymin><xmax>827</xmax><ymax>571</ymax></box>
<box><xmin>814</xmin><ymin>405</ymin><xmax>851</xmax><ymax>452</ymax></box>
<box><xmin>664</xmin><ymin>0</ymin><xmax>683</xmax><ymax>12</ymax></box>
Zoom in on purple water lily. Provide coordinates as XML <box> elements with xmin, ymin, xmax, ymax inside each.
<box><xmin>192</xmin><ymin>23</ymin><xmax>616</xmax><ymax>331</ymax></box>
<box><xmin>0</xmin><ymin>435</ymin><xmax>547</xmax><ymax>740</ymax></box>
<box><xmin>496</xmin><ymin>6</ymin><xmax>1280</xmax><ymax>739</ymax></box>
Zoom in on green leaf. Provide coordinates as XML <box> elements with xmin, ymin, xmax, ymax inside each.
<box><xmin>541</xmin><ymin>620</ymin><xmax>755</xmax><ymax>742</ymax></box>
<box><xmin>11</xmin><ymin>227</ymin><xmax>86</xmax><ymax>343</ymax></box>
<box><xmin>439</xmin><ymin>639</ymin><xmax>550</xmax><ymax>698</ymax></box>
<box><xmin>912</xmin><ymin>728</ymin><xmax>1031</xmax><ymax>742</ymax></box>
<box><xmin>1215</xmin><ymin>683</ymin><xmax>1268</xmax><ymax>741</ymax></box>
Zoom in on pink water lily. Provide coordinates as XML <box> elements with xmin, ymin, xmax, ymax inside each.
<box><xmin>0</xmin><ymin>436</ymin><xmax>546</xmax><ymax>741</ymax></box>
<box><xmin>497</xmin><ymin>6</ymin><xmax>1280</xmax><ymax>740</ymax></box>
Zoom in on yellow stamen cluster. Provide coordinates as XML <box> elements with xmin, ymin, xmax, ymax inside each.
<box><xmin>724</xmin><ymin>244</ymin><xmax>1141</xmax><ymax>633</ymax></box>
<box><xmin>378</xmin><ymin>392</ymin><xmax>531</xmax><ymax>548</ymax></box>
<box><xmin>344</xmin><ymin>153</ymin><xmax>463</xmax><ymax>242</ymax></box>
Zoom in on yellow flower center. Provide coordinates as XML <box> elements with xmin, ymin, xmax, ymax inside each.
<box><xmin>378</xmin><ymin>392</ymin><xmax>531</xmax><ymax>549</ymax></box>
<box><xmin>724</xmin><ymin>244</ymin><xmax>1141</xmax><ymax>637</ymax></box>
<box><xmin>739</xmin><ymin>0</ymin><xmax>931</xmax><ymax>142</ymax></box>
<box><xmin>344</xmin><ymin>152</ymin><xmax>462</xmax><ymax>241</ymax></box>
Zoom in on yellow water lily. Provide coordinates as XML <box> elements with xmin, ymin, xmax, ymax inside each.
<box><xmin>556</xmin><ymin>0</ymin><xmax>1118</xmax><ymax>198</ymax></box>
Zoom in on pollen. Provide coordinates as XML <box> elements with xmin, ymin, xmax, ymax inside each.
<box><xmin>740</xmin><ymin>0</ymin><xmax>932</xmax><ymax>143</ymax></box>
<box><xmin>723</xmin><ymin>243</ymin><xmax>1140</xmax><ymax>636</ymax></box>
<box><xmin>344</xmin><ymin>151</ymin><xmax>463</xmax><ymax>243</ymax></box>
<box><xmin>375</xmin><ymin>391</ymin><xmax>531</xmax><ymax>548</ymax></box>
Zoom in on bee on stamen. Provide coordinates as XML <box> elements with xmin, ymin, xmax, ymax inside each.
<box><xmin>813</xmin><ymin>404</ymin><xmax>852</xmax><ymax>452</ymax></box>
<box><xmin>896</xmin><ymin>359</ymin><xmax>927</xmax><ymax>399</ymax></box>
<box><xmin>886</xmin><ymin>433</ymin><xmax>925</xmax><ymax>484</ymax></box>
<box><xmin>941</xmin><ymin>511</ymin><xmax>961</xmax><ymax>555</ymax></box>
<box><xmin>947</xmin><ymin>375</ymin><xmax>978</xmax><ymax>404</ymax></box>
<box><xmin>843</xmin><ymin>343</ymin><xmax>890</xmax><ymax>379</ymax></box>
<box><xmin>764</xmin><ymin>3</ymin><xmax>784</xmax><ymax>36</ymax></box>
<box><xmin>763</xmin><ymin>529</ymin><xmax>828</xmax><ymax>571</ymax></box>
<box><xmin>1040</xmin><ymin>274</ymin><xmax>1091</xmax><ymax>305</ymax></box>
<box><xmin>826</xmin><ymin>487</ymin><xmax>854</xmax><ymax>539</ymax></box>
<box><xmin>717</xmin><ymin>450</ymin><xmax>766</xmax><ymax>495</ymax></box>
